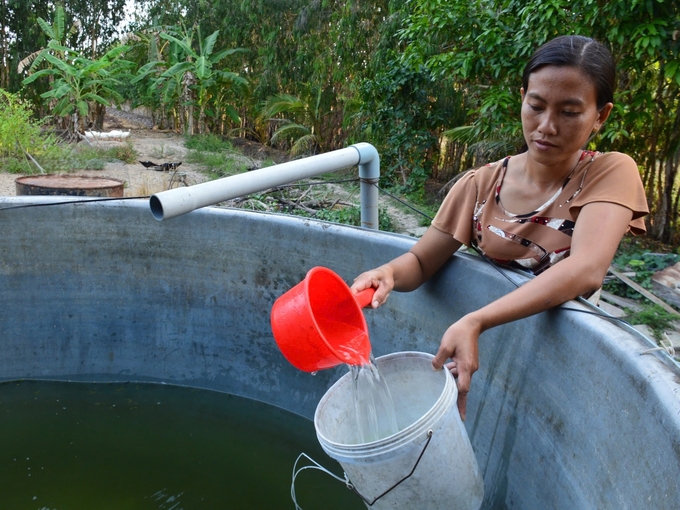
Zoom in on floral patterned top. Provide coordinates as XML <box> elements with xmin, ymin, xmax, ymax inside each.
<box><xmin>431</xmin><ymin>151</ymin><xmax>648</xmax><ymax>275</ymax></box>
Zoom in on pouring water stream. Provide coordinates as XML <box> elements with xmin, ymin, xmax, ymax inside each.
<box><xmin>349</xmin><ymin>352</ymin><xmax>400</xmax><ymax>444</ymax></box>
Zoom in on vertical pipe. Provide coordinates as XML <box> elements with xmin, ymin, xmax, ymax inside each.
<box><xmin>353</xmin><ymin>143</ymin><xmax>380</xmax><ymax>230</ymax></box>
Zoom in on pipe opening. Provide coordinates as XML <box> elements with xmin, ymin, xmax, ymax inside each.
<box><xmin>149</xmin><ymin>194</ymin><xmax>164</xmax><ymax>221</ymax></box>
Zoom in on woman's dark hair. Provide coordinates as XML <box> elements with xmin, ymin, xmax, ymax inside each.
<box><xmin>522</xmin><ymin>35</ymin><xmax>616</xmax><ymax>110</ymax></box>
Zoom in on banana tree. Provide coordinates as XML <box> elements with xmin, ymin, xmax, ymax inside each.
<box><xmin>132</xmin><ymin>26</ymin><xmax>247</xmax><ymax>134</ymax></box>
<box><xmin>22</xmin><ymin>43</ymin><xmax>132</xmax><ymax>135</ymax></box>
<box><xmin>132</xmin><ymin>33</ymin><xmax>186</xmax><ymax>131</ymax></box>
<box><xmin>18</xmin><ymin>5</ymin><xmax>77</xmax><ymax>76</ymax></box>
<box><xmin>156</xmin><ymin>27</ymin><xmax>247</xmax><ymax>134</ymax></box>
<box><xmin>17</xmin><ymin>5</ymin><xmax>80</xmax><ymax>125</ymax></box>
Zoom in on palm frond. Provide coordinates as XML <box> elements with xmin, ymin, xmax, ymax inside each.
<box><xmin>17</xmin><ymin>52</ymin><xmax>41</xmax><ymax>74</ymax></box>
<box><xmin>442</xmin><ymin>125</ymin><xmax>476</xmax><ymax>144</ymax></box>
<box><xmin>261</xmin><ymin>94</ymin><xmax>306</xmax><ymax>119</ymax></box>
<box><xmin>291</xmin><ymin>134</ymin><xmax>317</xmax><ymax>156</ymax></box>
<box><xmin>270</xmin><ymin>122</ymin><xmax>310</xmax><ymax>145</ymax></box>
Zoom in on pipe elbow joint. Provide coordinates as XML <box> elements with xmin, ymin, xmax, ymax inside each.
<box><xmin>352</xmin><ymin>143</ymin><xmax>380</xmax><ymax>179</ymax></box>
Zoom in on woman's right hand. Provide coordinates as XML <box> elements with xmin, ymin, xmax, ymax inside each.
<box><xmin>350</xmin><ymin>266</ymin><xmax>395</xmax><ymax>309</ymax></box>
<box><xmin>349</xmin><ymin>228</ymin><xmax>462</xmax><ymax>309</ymax></box>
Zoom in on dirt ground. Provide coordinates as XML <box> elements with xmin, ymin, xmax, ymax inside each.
<box><xmin>0</xmin><ymin>130</ymin><xmax>207</xmax><ymax>198</ymax></box>
<box><xmin>0</xmin><ymin>108</ymin><xmax>282</xmax><ymax>198</ymax></box>
<box><xmin>0</xmin><ymin>109</ymin><xmax>426</xmax><ymax>235</ymax></box>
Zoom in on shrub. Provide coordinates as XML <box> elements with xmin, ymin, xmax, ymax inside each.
<box><xmin>184</xmin><ymin>133</ymin><xmax>234</xmax><ymax>152</ymax></box>
<box><xmin>107</xmin><ymin>142</ymin><xmax>138</xmax><ymax>163</ymax></box>
<box><xmin>0</xmin><ymin>89</ymin><xmax>59</xmax><ymax>172</ymax></box>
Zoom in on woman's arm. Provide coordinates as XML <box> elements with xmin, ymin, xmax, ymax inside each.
<box><xmin>433</xmin><ymin>201</ymin><xmax>634</xmax><ymax>419</ymax></box>
<box><xmin>351</xmin><ymin>227</ymin><xmax>462</xmax><ymax>308</ymax></box>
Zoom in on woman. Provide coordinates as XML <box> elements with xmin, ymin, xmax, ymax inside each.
<box><xmin>350</xmin><ymin>35</ymin><xmax>648</xmax><ymax>420</ymax></box>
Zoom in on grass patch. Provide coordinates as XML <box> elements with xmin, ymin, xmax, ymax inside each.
<box><xmin>185</xmin><ymin>134</ymin><xmax>247</xmax><ymax>179</ymax></box>
<box><xmin>303</xmin><ymin>205</ymin><xmax>395</xmax><ymax>231</ymax></box>
<box><xmin>106</xmin><ymin>142</ymin><xmax>138</xmax><ymax>163</ymax></box>
<box><xmin>184</xmin><ymin>133</ymin><xmax>234</xmax><ymax>152</ymax></box>
<box><xmin>623</xmin><ymin>305</ymin><xmax>679</xmax><ymax>342</ymax></box>
<box><xmin>0</xmin><ymin>156</ymin><xmax>34</xmax><ymax>174</ymax></box>
<box><xmin>187</xmin><ymin>150</ymin><xmax>246</xmax><ymax>179</ymax></box>
<box><xmin>0</xmin><ymin>141</ymin><xmax>140</xmax><ymax>175</ymax></box>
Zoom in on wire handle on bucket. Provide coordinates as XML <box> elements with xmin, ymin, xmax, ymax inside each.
<box><xmin>347</xmin><ymin>429</ymin><xmax>435</xmax><ymax>507</ymax></box>
<box><xmin>291</xmin><ymin>453</ymin><xmax>349</xmax><ymax>510</ymax></box>
<box><xmin>291</xmin><ymin>430</ymin><xmax>435</xmax><ymax>509</ymax></box>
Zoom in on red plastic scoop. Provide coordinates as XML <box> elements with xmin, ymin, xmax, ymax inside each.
<box><xmin>270</xmin><ymin>266</ymin><xmax>375</xmax><ymax>372</ymax></box>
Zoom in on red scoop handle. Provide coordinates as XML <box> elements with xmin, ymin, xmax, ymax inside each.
<box><xmin>354</xmin><ymin>287</ymin><xmax>376</xmax><ymax>309</ymax></box>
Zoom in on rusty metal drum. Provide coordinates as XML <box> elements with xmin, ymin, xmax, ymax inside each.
<box><xmin>15</xmin><ymin>174</ymin><xmax>125</xmax><ymax>197</ymax></box>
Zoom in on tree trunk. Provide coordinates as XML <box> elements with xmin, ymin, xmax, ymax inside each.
<box><xmin>198</xmin><ymin>104</ymin><xmax>205</xmax><ymax>134</ymax></box>
<box><xmin>93</xmin><ymin>103</ymin><xmax>105</xmax><ymax>131</ymax></box>
<box><xmin>0</xmin><ymin>1</ymin><xmax>8</xmax><ymax>90</ymax></box>
<box><xmin>182</xmin><ymin>71</ymin><xmax>196</xmax><ymax>136</ymax></box>
<box><xmin>661</xmin><ymin>156</ymin><xmax>678</xmax><ymax>243</ymax></box>
<box><xmin>187</xmin><ymin>104</ymin><xmax>194</xmax><ymax>135</ymax></box>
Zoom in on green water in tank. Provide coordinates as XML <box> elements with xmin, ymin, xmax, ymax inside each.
<box><xmin>0</xmin><ymin>381</ymin><xmax>363</xmax><ymax>509</ymax></box>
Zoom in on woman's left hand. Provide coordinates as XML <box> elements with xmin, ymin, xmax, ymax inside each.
<box><xmin>432</xmin><ymin>314</ymin><xmax>481</xmax><ymax>421</ymax></box>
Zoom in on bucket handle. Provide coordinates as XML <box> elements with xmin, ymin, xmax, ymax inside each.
<box><xmin>346</xmin><ymin>429</ymin><xmax>434</xmax><ymax>507</ymax></box>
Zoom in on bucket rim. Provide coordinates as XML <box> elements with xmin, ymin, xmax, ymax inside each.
<box><xmin>314</xmin><ymin>351</ymin><xmax>457</xmax><ymax>457</ymax></box>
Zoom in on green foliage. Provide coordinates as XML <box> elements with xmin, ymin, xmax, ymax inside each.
<box><xmin>60</xmin><ymin>143</ymin><xmax>139</xmax><ymax>171</ymax></box>
<box><xmin>397</xmin><ymin>0</ymin><xmax>529</xmax><ymax>148</ymax></box>
<box><xmin>19</xmin><ymin>4</ymin><xmax>77</xmax><ymax>75</ymax></box>
<box><xmin>107</xmin><ymin>143</ymin><xmax>139</xmax><ymax>164</ymax></box>
<box><xmin>188</xmin><ymin>151</ymin><xmax>244</xmax><ymax>179</ymax></box>
<box><xmin>314</xmin><ymin>205</ymin><xmax>361</xmax><ymax>226</ymax></box>
<box><xmin>84</xmin><ymin>158</ymin><xmax>107</xmax><ymax>170</ymax></box>
<box><xmin>184</xmin><ymin>133</ymin><xmax>234</xmax><ymax>153</ymax></box>
<box><xmin>76</xmin><ymin>144</ymin><xmax>139</xmax><ymax>166</ymax></box>
<box><xmin>624</xmin><ymin>305</ymin><xmax>679</xmax><ymax>342</ymax></box>
<box><xmin>0</xmin><ymin>126</ymin><xmax>138</xmax><ymax>175</ymax></box>
<box><xmin>357</xmin><ymin>59</ymin><xmax>445</xmax><ymax>191</ymax></box>
<box><xmin>312</xmin><ymin>205</ymin><xmax>395</xmax><ymax>231</ymax></box>
<box><xmin>185</xmin><ymin>134</ymin><xmax>243</xmax><ymax>178</ymax></box>
<box><xmin>612</xmin><ymin>250</ymin><xmax>679</xmax><ymax>290</ymax></box>
<box><xmin>260</xmin><ymin>91</ymin><xmax>325</xmax><ymax>156</ymax></box>
<box><xmin>130</xmin><ymin>25</ymin><xmax>248</xmax><ymax>134</ymax></box>
<box><xmin>0</xmin><ymin>157</ymin><xmax>32</xmax><ymax>174</ymax></box>
<box><xmin>605</xmin><ymin>240</ymin><xmax>680</xmax><ymax>300</ymax></box>
<box><xmin>0</xmin><ymin>89</ymin><xmax>50</xmax><ymax>159</ymax></box>
<box><xmin>21</xmin><ymin>6</ymin><xmax>134</xmax><ymax>133</ymax></box>
<box><xmin>0</xmin><ymin>88</ymin><xmax>71</xmax><ymax>174</ymax></box>
<box><xmin>403</xmin><ymin>188</ymin><xmax>438</xmax><ymax>226</ymax></box>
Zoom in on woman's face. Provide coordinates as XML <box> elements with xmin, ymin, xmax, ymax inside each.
<box><xmin>521</xmin><ymin>65</ymin><xmax>612</xmax><ymax>168</ymax></box>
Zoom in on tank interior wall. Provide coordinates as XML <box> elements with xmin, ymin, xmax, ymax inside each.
<box><xmin>1</xmin><ymin>197</ymin><xmax>679</xmax><ymax>509</ymax></box>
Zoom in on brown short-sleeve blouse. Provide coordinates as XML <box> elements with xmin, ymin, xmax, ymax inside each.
<box><xmin>431</xmin><ymin>151</ymin><xmax>648</xmax><ymax>275</ymax></box>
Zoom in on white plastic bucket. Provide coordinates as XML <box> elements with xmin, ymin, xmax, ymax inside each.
<box><xmin>314</xmin><ymin>351</ymin><xmax>484</xmax><ymax>509</ymax></box>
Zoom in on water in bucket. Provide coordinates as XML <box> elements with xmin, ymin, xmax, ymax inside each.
<box><xmin>315</xmin><ymin>353</ymin><xmax>485</xmax><ymax>510</ymax></box>
<box><xmin>349</xmin><ymin>353</ymin><xmax>400</xmax><ymax>444</ymax></box>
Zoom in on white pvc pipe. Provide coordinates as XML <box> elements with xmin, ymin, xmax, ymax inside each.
<box><xmin>150</xmin><ymin>143</ymin><xmax>381</xmax><ymax>229</ymax></box>
<box><xmin>354</xmin><ymin>142</ymin><xmax>380</xmax><ymax>229</ymax></box>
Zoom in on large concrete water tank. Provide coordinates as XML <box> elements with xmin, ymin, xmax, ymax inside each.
<box><xmin>1</xmin><ymin>196</ymin><xmax>678</xmax><ymax>509</ymax></box>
